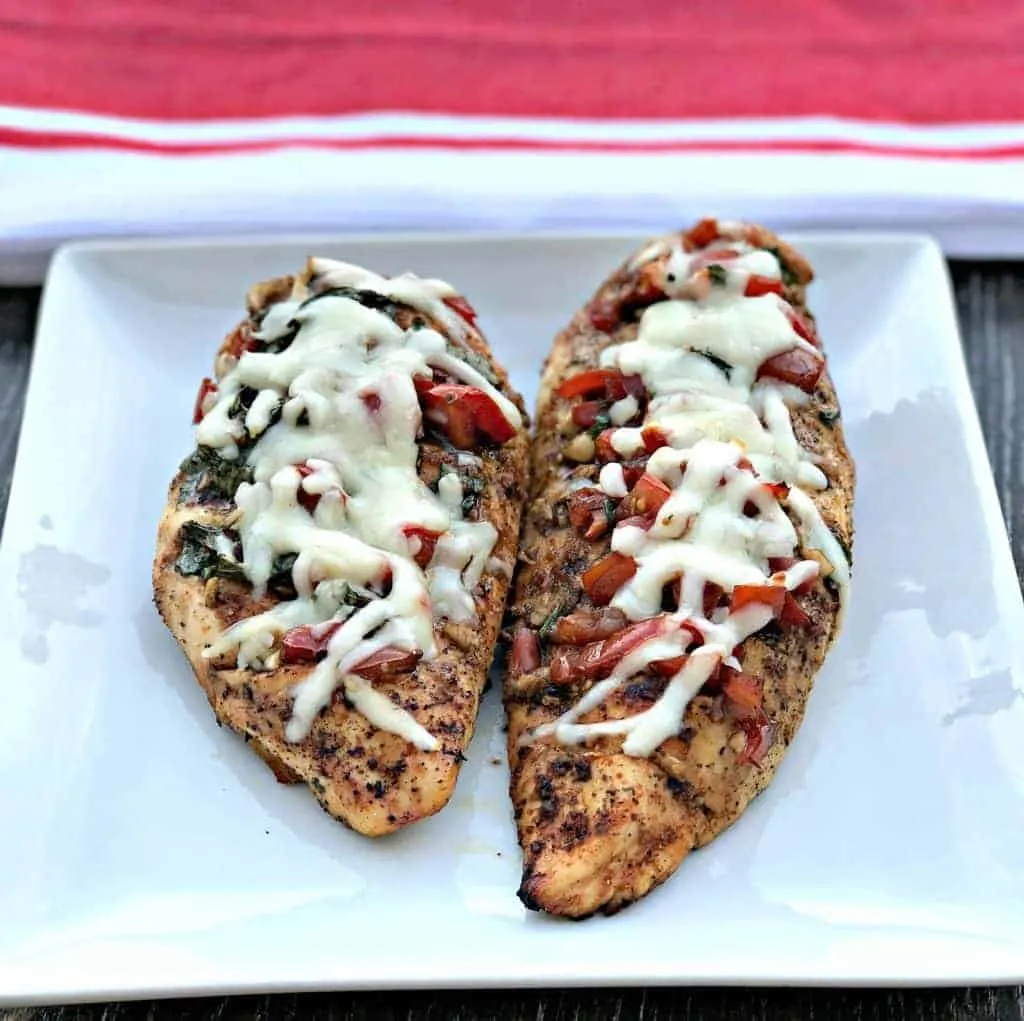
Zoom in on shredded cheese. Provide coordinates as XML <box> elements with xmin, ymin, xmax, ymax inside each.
<box><xmin>196</xmin><ymin>260</ymin><xmax>520</xmax><ymax>748</ymax></box>
<box><xmin>523</xmin><ymin>232</ymin><xmax>850</xmax><ymax>756</ymax></box>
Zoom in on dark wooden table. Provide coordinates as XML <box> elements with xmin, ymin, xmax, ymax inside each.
<box><xmin>1</xmin><ymin>266</ymin><xmax>1023</xmax><ymax>1020</ymax></box>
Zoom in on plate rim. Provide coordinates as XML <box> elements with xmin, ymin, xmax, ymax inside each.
<box><xmin>4</xmin><ymin>229</ymin><xmax>1024</xmax><ymax>1003</ymax></box>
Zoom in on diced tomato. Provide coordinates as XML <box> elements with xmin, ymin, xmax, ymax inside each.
<box><xmin>550</xmin><ymin>615</ymin><xmax>669</xmax><ymax>684</ymax></box>
<box><xmin>548</xmin><ymin>647</ymin><xmax>579</xmax><ymax>684</ymax></box>
<box><xmin>557</xmin><ymin>369</ymin><xmax>621</xmax><ymax>401</ymax></box>
<box><xmin>510</xmin><ymin>627</ymin><xmax>541</xmax><ymax>675</ymax></box>
<box><xmin>731</xmin><ymin>583</ymin><xmax>813</xmax><ymax>628</ymax></box>
<box><xmin>783</xmin><ymin>303</ymin><xmax>819</xmax><ymax>348</ymax></box>
<box><xmin>361</xmin><ymin>390</ymin><xmax>382</xmax><ymax>415</ymax></box>
<box><xmin>582</xmin><ymin>552</ymin><xmax>637</xmax><ymax>606</ymax></box>
<box><xmin>699</xmin><ymin>247</ymin><xmax>742</xmax><ymax>263</ymax></box>
<box><xmin>352</xmin><ymin>646</ymin><xmax>422</xmax><ymax>681</ymax></box>
<box><xmin>684</xmin><ymin>218</ymin><xmax>722</xmax><ymax>252</ymax></box>
<box><xmin>731</xmin><ymin>584</ymin><xmax>786</xmax><ymax>616</ymax></box>
<box><xmin>593</xmin><ymin>261</ymin><xmax>666</xmax><ymax>318</ymax></box>
<box><xmin>703</xmin><ymin>582</ymin><xmax>725</xmax><ymax>617</ymax></box>
<box><xmin>281</xmin><ymin>622</ymin><xmax>343</xmax><ymax>663</ymax></box>
<box><xmin>737</xmin><ymin>714</ymin><xmax>775</xmax><ymax>767</ymax></box>
<box><xmin>283</xmin><ymin>634</ymin><xmax>421</xmax><ymax>674</ymax></box>
<box><xmin>625</xmin><ymin>473</ymin><xmax>672</xmax><ymax>517</ymax></box>
<box><xmin>721</xmin><ymin>669</ymin><xmax>763</xmax><ymax>717</ymax></box>
<box><xmin>402</xmin><ymin>524</ymin><xmax>442</xmax><ymax>569</ymax></box>
<box><xmin>768</xmin><ymin>557</ymin><xmax>816</xmax><ymax>595</ymax></box>
<box><xmin>650</xmin><ymin>655</ymin><xmax>688</xmax><ymax>678</ymax></box>
<box><xmin>417</xmin><ymin>382</ymin><xmax>516</xmax><ymax>448</ymax></box>
<box><xmin>443</xmin><ymin>294</ymin><xmax>478</xmax><ymax>328</ymax></box>
<box><xmin>641</xmin><ymin>425</ymin><xmax>669</xmax><ymax>454</ymax></box>
<box><xmin>420</xmin><ymin>385</ymin><xmax>474</xmax><ymax>448</ymax></box>
<box><xmin>567</xmin><ymin>487</ymin><xmax>614</xmax><ymax>541</ymax></box>
<box><xmin>550</xmin><ymin>607</ymin><xmax>628</xmax><ymax>645</ymax></box>
<box><xmin>588</xmin><ymin>299</ymin><xmax>620</xmax><ymax>333</ymax></box>
<box><xmin>584</xmin><ymin>616</ymin><xmax>673</xmax><ymax>674</ymax></box>
<box><xmin>293</xmin><ymin>462</ymin><xmax>321</xmax><ymax>514</ymax></box>
<box><xmin>665</xmin><ymin>579</ymin><xmax>723</xmax><ymax>618</ymax></box>
<box><xmin>224</xmin><ymin>325</ymin><xmax>259</xmax><ymax>359</ymax></box>
<box><xmin>594</xmin><ymin>429</ymin><xmax>620</xmax><ymax>463</ymax></box>
<box><xmin>756</xmin><ymin>348</ymin><xmax>824</xmax><ymax>393</ymax></box>
<box><xmin>566</xmin><ymin>487</ymin><xmax>602</xmax><ymax>529</ymax></box>
<box><xmin>746</xmin><ymin>481</ymin><xmax>788</xmax><ymax>516</ymax></box>
<box><xmin>557</xmin><ymin>369</ymin><xmax>645</xmax><ymax>404</ymax></box>
<box><xmin>682</xmin><ymin>618</ymin><xmax>706</xmax><ymax>647</ymax></box>
<box><xmin>616</xmin><ymin>513</ymin><xmax>654</xmax><ymax>531</ymax></box>
<box><xmin>780</xmin><ymin>592</ymin><xmax>813</xmax><ymax>627</ymax></box>
<box><xmin>620</xmin><ymin>458</ymin><xmax>648</xmax><ymax>487</ymax></box>
<box><xmin>689</xmin><ymin>248</ymin><xmax>741</xmax><ymax>277</ymax></box>
<box><xmin>571</xmin><ymin>400</ymin><xmax>604</xmax><ymax>429</ymax></box>
<box><xmin>456</xmin><ymin>386</ymin><xmax>516</xmax><ymax>445</ymax></box>
<box><xmin>620</xmin><ymin>373</ymin><xmax>648</xmax><ymax>401</ymax></box>
<box><xmin>744</xmin><ymin>275</ymin><xmax>784</xmax><ymax>297</ymax></box>
<box><xmin>193</xmin><ymin>377</ymin><xmax>218</xmax><ymax>424</ymax></box>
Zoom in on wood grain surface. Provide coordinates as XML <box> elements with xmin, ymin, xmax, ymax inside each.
<box><xmin>0</xmin><ymin>265</ymin><xmax>1022</xmax><ymax>1020</ymax></box>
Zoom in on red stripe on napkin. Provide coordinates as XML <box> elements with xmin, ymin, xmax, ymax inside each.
<box><xmin>1</xmin><ymin>0</ymin><xmax>1023</xmax><ymax>124</ymax></box>
<box><xmin>2</xmin><ymin>126</ymin><xmax>1024</xmax><ymax>160</ymax></box>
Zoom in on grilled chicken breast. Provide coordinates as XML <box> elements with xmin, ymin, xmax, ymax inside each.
<box><xmin>154</xmin><ymin>261</ymin><xmax>528</xmax><ymax>836</ymax></box>
<box><xmin>505</xmin><ymin>219</ymin><xmax>854</xmax><ymax>916</ymax></box>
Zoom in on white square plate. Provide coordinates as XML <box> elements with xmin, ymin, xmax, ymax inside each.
<box><xmin>1</xmin><ymin>232</ymin><xmax>1023</xmax><ymax>1005</ymax></box>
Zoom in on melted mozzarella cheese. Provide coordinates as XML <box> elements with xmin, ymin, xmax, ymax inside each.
<box><xmin>602</xmin><ymin>291</ymin><xmax>816</xmax><ymax>395</ymax></box>
<box><xmin>609</xmin><ymin>394</ymin><xmax>639</xmax><ymax>425</ymax></box>
<box><xmin>197</xmin><ymin>266</ymin><xmax>519</xmax><ymax>747</ymax></box>
<box><xmin>786</xmin><ymin>486</ymin><xmax>851</xmax><ymax>615</ymax></box>
<box><xmin>599</xmin><ymin>463</ymin><xmax>628</xmax><ymax>498</ymax></box>
<box><xmin>523</xmin><ymin>230</ymin><xmax>848</xmax><ymax>757</ymax></box>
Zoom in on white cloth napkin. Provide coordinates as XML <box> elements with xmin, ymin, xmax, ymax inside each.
<box><xmin>3</xmin><ymin>114</ymin><xmax>1024</xmax><ymax>283</ymax></box>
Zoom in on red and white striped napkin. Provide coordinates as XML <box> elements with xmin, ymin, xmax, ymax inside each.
<box><xmin>2</xmin><ymin>0</ymin><xmax>1024</xmax><ymax>281</ymax></box>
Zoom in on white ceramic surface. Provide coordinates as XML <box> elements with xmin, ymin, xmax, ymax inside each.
<box><xmin>0</xmin><ymin>232</ymin><xmax>1022</xmax><ymax>1004</ymax></box>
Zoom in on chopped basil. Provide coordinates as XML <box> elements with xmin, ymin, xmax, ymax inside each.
<box><xmin>603</xmin><ymin>498</ymin><xmax>617</xmax><ymax>528</ymax></box>
<box><xmin>229</xmin><ymin>386</ymin><xmax>258</xmax><ymax>419</ymax></box>
<box><xmin>177</xmin><ymin>446</ymin><xmax>253</xmax><ymax>505</ymax></box>
<box><xmin>449</xmin><ymin>343</ymin><xmax>500</xmax><ymax>386</ymax></box>
<box><xmin>818</xmin><ymin>408</ymin><xmax>841</xmax><ymax>426</ymax></box>
<box><xmin>439</xmin><ymin>462</ymin><xmax>485</xmax><ymax>514</ymax></box>
<box><xmin>174</xmin><ymin>522</ymin><xmax>247</xmax><ymax>583</ymax></box>
<box><xmin>832</xmin><ymin>527</ymin><xmax>852</xmax><ymax>562</ymax></box>
<box><xmin>300</xmin><ymin>286</ymin><xmax>403</xmax><ymax>323</ymax></box>
<box><xmin>539</xmin><ymin>605</ymin><xmax>569</xmax><ymax>642</ymax></box>
<box><xmin>693</xmin><ymin>348</ymin><xmax>733</xmax><ymax>380</ymax></box>
<box><xmin>232</xmin><ymin>386</ymin><xmax>282</xmax><ymax>440</ymax></box>
<box><xmin>462</xmin><ymin>475</ymin><xmax>485</xmax><ymax>514</ymax></box>
<box><xmin>263</xmin><ymin>321</ymin><xmax>299</xmax><ymax>355</ymax></box>
<box><xmin>267</xmin><ymin>553</ymin><xmax>298</xmax><ymax>598</ymax></box>
<box><xmin>588</xmin><ymin>412</ymin><xmax>612</xmax><ymax>438</ymax></box>
<box><xmin>338</xmin><ymin>583</ymin><xmax>373</xmax><ymax>610</ymax></box>
<box><xmin>707</xmin><ymin>263</ymin><xmax>728</xmax><ymax>287</ymax></box>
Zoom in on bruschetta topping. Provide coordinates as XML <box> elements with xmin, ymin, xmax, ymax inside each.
<box><xmin>523</xmin><ymin>223</ymin><xmax>850</xmax><ymax>758</ymax></box>
<box><xmin>189</xmin><ymin>259</ymin><xmax>521</xmax><ymax>748</ymax></box>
